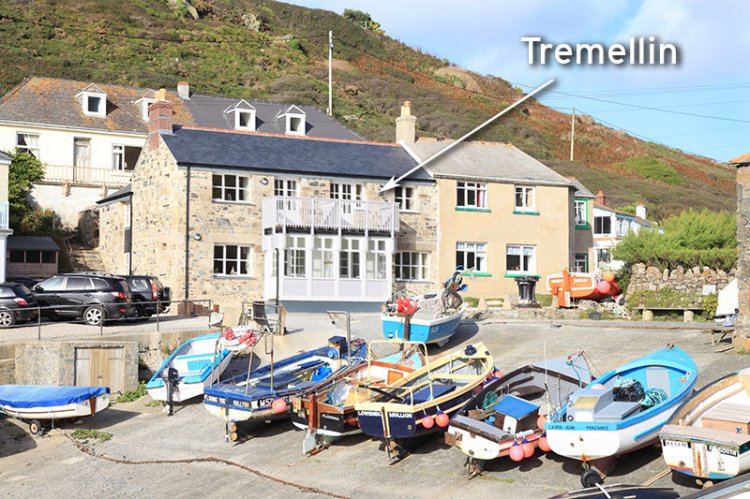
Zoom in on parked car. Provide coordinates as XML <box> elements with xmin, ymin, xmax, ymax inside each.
<box><xmin>120</xmin><ymin>275</ymin><xmax>171</xmax><ymax>318</ymax></box>
<box><xmin>0</xmin><ymin>282</ymin><xmax>38</xmax><ymax>328</ymax></box>
<box><xmin>8</xmin><ymin>277</ymin><xmax>40</xmax><ymax>288</ymax></box>
<box><xmin>32</xmin><ymin>273</ymin><xmax>133</xmax><ymax>326</ymax></box>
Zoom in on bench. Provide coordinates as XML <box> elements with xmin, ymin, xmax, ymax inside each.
<box><xmin>635</xmin><ymin>307</ymin><xmax>703</xmax><ymax>322</ymax></box>
<box><xmin>708</xmin><ymin>325</ymin><xmax>734</xmax><ymax>351</ymax></box>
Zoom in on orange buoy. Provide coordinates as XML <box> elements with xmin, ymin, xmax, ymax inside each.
<box><xmin>602</xmin><ymin>271</ymin><xmax>616</xmax><ymax>283</ymax></box>
<box><xmin>521</xmin><ymin>438</ymin><xmax>535</xmax><ymax>458</ymax></box>
<box><xmin>537</xmin><ymin>414</ymin><xmax>547</xmax><ymax>430</ymax></box>
<box><xmin>421</xmin><ymin>415</ymin><xmax>435</xmax><ymax>429</ymax></box>
<box><xmin>509</xmin><ymin>442</ymin><xmax>525</xmax><ymax>462</ymax></box>
<box><xmin>435</xmin><ymin>412</ymin><xmax>450</xmax><ymax>428</ymax></box>
<box><xmin>271</xmin><ymin>398</ymin><xmax>288</xmax><ymax>414</ymax></box>
<box><xmin>538</xmin><ymin>433</ymin><xmax>552</xmax><ymax>452</ymax></box>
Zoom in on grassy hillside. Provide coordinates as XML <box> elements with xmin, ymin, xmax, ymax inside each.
<box><xmin>0</xmin><ymin>0</ymin><xmax>736</xmax><ymax>218</ymax></box>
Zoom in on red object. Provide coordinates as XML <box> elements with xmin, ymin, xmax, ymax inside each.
<box><xmin>222</xmin><ymin>328</ymin><xmax>237</xmax><ymax>341</ymax></box>
<box><xmin>149</xmin><ymin>278</ymin><xmax>159</xmax><ymax>300</ymax></box>
<box><xmin>509</xmin><ymin>443</ymin><xmax>525</xmax><ymax>462</ymax></box>
<box><xmin>13</xmin><ymin>298</ymin><xmax>27</xmax><ymax>306</ymax></box>
<box><xmin>110</xmin><ymin>291</ymin><xmax>126</xmax><ymax>300</ymax></box>
<box><xmin>421</xmin><ymin>415</ymin><xmax>435</xmax><ymax>429</ymax></box>
<box><xmin>521</xmin><ymin>438</ymin><xmax>535</xmax><ymax>458</ymax></box>
<box><xmin>345</xmin><ymin>416</ymin><xmax>358</xmax><ymax>426</ymax></box>
<box><xmin>271</xmin><ymin>398</ymin><xmax>288</xmax><ymax>414</ymax></box>
<box><xmin>602</xmin><ymin>271</ymin><xmax>616</xmax><ymax>283</ymax></box>
<box><xmin>596</xmin><ymin>280</ymin><xmax>612</xmax><ymax>294</ymax></box>
<box><xmin>435</xmin><ymin>412</ymin><xmax>450</xmax><ymax>428</ymax></box>
<box><xmin>396</xmin><ymin>297</ymin><xmax>418</xmax><ymax>315</ymax></box>
<box><xmin>538</xmin><ymin>434</ymin><xmax>551</xmax><ymax>452</ymax></box>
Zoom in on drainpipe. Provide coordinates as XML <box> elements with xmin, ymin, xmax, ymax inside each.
<box><xmin>128</xmin><ymin>193</ymin><xmax>133</xmax><ymax>275</ymax></box>
<box><xmin>184</xmin><ymin>165</ymin><xmax>191</xmax><ymax>301</ymax></box>
<box><xmin>275</xmin><ymin>247</ymin><xmax>280</xmax><ymax>307</ymax></box>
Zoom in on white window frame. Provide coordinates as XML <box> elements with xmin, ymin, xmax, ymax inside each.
<box><xmin>82</xmin><ymin>91</ymin><xmax>106</xmax><ymax>117</ymax></box>
<box><xmin>274</xmin><ymin>178</ymin><xmax>298</xmax><ymax>197</ymax></box>
<box><xmin>506</xmin><ymin>244</ymin><xmax>536</xmax><ymax>274</ymax></box>
<box><xmin>395</xmin><ymin>251</ymin><xmax>429</xmax><ymax>281</ymax></box>
<box><xmin>330</xmin><ymin>182</ymin><xmax>363</xmax><ymax>201</ymax></box>
<box><xmin>339</xmin><ymin>238</ymin><xmax>361</xmax><ymax>279</ymax></box>
<box><xmin>457</xmin><ymin>181</ymin><xmax>487</xmax><ymax>209</ymax></box>
<box><xmin>594</xmin><ymin>216</ymin><xmax>612</xmax><ymax>235</ymax></box>
<box><xmin>212</xmin><ymin>174</ymin><xmax>250</xmax><ymax>203</ymax></box>
<box><xmin>141</xmin><ymin>98</ymin><xmax>155</xmax><ymax>120</ymax></box>
<box><xmin>575</xmin><ymin>200</ymin><xmax>588</xmax><ymax>225</ymax></box>
<box><xmin>213</xmin><ymin>244</ymin><xmax>252</xmax><ymax>277</ymax></box>
<box><xmin>366</xmin><ymin>240</ymin><xmax>387</xmax><ymax>280</ymax></box>
<box><xmin>113</xmin><ymin>144</ymin><xmax>125</xmax><ymax>170</ymax></box>
<box><xmin>456</xmin><ymin>242</ymin><xmax>487</xmax><ymax>273</ymax></box>
<box><xmin>394</xmin><ymin>186</ymin><xmax>415</xmax><ymax>212</ymax></box>
<box><xmin>514</xmin><ymin>186</ymin><xmax>536</xmax><ymax>212</ymax></box>
<box><xmin>235</xmin><ymin>109</ymin><xmax>256</xmax><ymax>131</ymax></box>
<box><xmin>312</xmin><ymin>237</ymin><xmax>334</xmax><ymax>279</ymax></box>
<box><xmin>574</xmin><ymin>253</ymin><xmax>588</xmax><ymax>273</ymax></box>
<box><xmin>597</xmin><ymin>248</ymin><xmax>611</xmax><ymax>264</ymax></box>
<box><xmin>16</xmin><ymin>132</ymin><xmax>40</xmax><ymax>158</ymax></box>
<box><xmin>284</xmin><ymin>236</ymin><xmax>307</xmax><ymax>278</ymax></box>
<box><xmin>285</xmin><ymin>113</ymin><xmax>306</xmax><ymax>136</ymax></box>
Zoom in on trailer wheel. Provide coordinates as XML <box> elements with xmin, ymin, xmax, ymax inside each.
<box><xmin>581</xmin><ymin>468</ymin><xmax>603</xmax><ymax>488</ymax></box>
<box><xmin>29</xmin><ymin>420</ymin><xmax>43</xmax><ymax>436</ymax></box>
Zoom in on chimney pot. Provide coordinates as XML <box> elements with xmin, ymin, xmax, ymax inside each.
<box><xmin>400</xmin><ymin>101</ymin><xmax>412</xmax><ymax>117</ymax></box>
<box><xmin>177</xmin><ymin>81</ymin><xmax>190</xmax><ymax>100</ymax></box>
<box><xmin>396</xmin><ymin>101</ymin><xmax>416</xmax><ymax>144</ymax></box>
<box><xmin>636</xmin><ymin>203</ymin><xmax>647</xmax><ymax>219</ymax></box>
<box><xmin>595</xmin><ymin>189</ymin><xmax>606</xmax><ymax>206</ymax></box>
<box><xmin>147</xmin><ymin>89</ymin><xmax>174</xmax><ymax>150</ymax></box>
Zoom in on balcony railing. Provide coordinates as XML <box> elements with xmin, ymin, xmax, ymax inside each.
<box><xmin>262</xmin><ymin>196</ymin><xmax>399</xmax><ymax>234</ymax></box>
<box><xmin>0</xmin><ymin>201</ymin><xmax>8</xmax><ymax>229</ymax></box>
<box><xmin>42</xmin><ymin>164</ymin><xmax>133</xmax><ymax>187</ymax></box>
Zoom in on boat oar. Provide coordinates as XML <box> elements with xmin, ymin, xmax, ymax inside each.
<box><xmin>345</xmin><ymin>378</ymin><xmax>405</xmax><ymax>403</ymax></box>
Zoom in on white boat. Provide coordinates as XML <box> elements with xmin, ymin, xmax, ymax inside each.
<box><xmin>660</xmin><ymin>367</ymin><xmax>750</xmax><ymax>481</ymax></box>
<box><xmin>0</xmin><ymin>385</ymin><xmax>110</xmax><ymax>435</ymax></box>
<box><xmin>146</xmin><ymin>332</ymin><xmax>234</xmax><ymax>403</ymax></box>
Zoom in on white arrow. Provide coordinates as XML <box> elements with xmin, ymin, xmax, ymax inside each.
<box><xmin>380</xmin><ymin>78</ymin><xmax>556</xmax><ymax>192</ymax></box>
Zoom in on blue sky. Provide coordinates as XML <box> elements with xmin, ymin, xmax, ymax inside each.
<box><xmin>287</xmin><ymin>0</ymin><xmax>750</xmax><ymax>162</ymax></box>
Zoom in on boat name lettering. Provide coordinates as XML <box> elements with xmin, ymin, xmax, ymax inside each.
<box><xmin>321</xmin><ymin>413</ymin><xmax>339</xmax><ymax>421</ymax></box>
<box><xmin>231</xmin><ymin>399</ymin><xmax>251</xmax><ymax>409</ymax></box>
<box><xmin>663</xmin><ymin>440</ymin><xmax>689</xmax><ymax>448</ymax></box>
<box><xmin>205</xmin><ymin>395</ymin><xmax>221</xmax><ymax>404</ymax></box>
<box><xmin>708</xmin><ymin>445</ymin><xmax>738</xmax><ymax>457</ymax></box>
<box><xmin>389</xmin><ymin>412</ymin><xmax>413</xmax><ymax>419</ymax></box>
<box><xmin>358</xmin><ymin>411</ymin><xmax>380</xmax><ymax>417</ymax></box>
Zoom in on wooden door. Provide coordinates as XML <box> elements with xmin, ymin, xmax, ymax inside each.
<box><xmin>74</xmin><ymin>347</ymin><xmax>124</xmax><ymax>393</ymax></box>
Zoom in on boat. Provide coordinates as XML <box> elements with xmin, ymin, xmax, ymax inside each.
<box><xmin>355</xmin><ymin>342</ymin><xmax>493</xmax><ymax>461</ymax></box>
<box><xmin>548</xmin><ymin>484</ymin><xmax>679</xmax><ymax>499</ymax></box>
<box><xmin>680</xmin><ymin>472</ymin><xmax>750</xmax><ymax>499</ymax></box>
<box><xmin>0</xmin><ymin>385</ymin><xmax>110</xmax><ymax>435</ymax></box>
<box><xmin>659</xmin><ymin>367</ymin><xmax>750</xmax><ymax>482</ymax></box>
<box><xmin>290</xmin><ymin>339</ymin><xmax>427</xmax><ymax>455</ymax></box>
<box><xmin>545</xmin><ymin>345</ymin><xmax>698</xmax><ymax>487</ymax></box>
<box><xmin>146</xmin><ymin>332</ymin><xmax>236</xmax><ymax>403</ymax></box>
<box><xmin>445</xmin><ymin>351</ymin><xmax>593</xmax><ymax>476</ymax></box>
<box><xmin>547</xmin><ymin>269</ymin><xmax>621</xmax><ymax>308</ymax></box>
<box><xmin>382</xmin><ymin>268</ymin><xmax>468</xmax><ymax>347</ymax></box>
<box><xmin>203</xmin><ymin>335</ymin><xmax>367</xmax><ymax>440</ymax></box>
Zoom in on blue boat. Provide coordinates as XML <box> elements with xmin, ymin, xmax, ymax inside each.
<box><xmin>545</xmin><ymin>345</ymin><xmax>698</xmax><ymax>487</ymax></box>
<box><xmin>203</xmin><ymin>335</ymin><xmax>366</xmax><ymax>435</ymax></box>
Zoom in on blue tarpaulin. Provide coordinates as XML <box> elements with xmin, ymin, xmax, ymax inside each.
<box><xmin>0</xmin><ymin>385</ymin><xmax>109</xmax><ymax>408</ymax></box>
<box><xmin>494</xmin><ymin>394</ymin><xmax>539</xmax><ymax>419</ymax></box>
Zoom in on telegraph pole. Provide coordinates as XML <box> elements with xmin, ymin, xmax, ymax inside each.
<box><xmin>327</xmin><ymin>30</ymin><xmax>333</xmax><ymax>116</ymax></box>
<box><xmin>570</xmin><ymin>105</ymin><xmax>576</xmax><ymax>161</ymax></box>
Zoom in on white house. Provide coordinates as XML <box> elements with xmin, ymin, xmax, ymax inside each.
<box><xmin>592</xmin><ymin>190</ymin><xmax>653</xmax><ymax>271</ymax></box>
<box><xmin>0</xmin><ymin>150</ymin><xmax>12</xmax><ymax>282</ymax></box>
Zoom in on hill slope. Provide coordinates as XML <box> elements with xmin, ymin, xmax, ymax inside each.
<box><xmin>0</xmin><ymin>0</ymin><xmax>735</xmax><ymax>218</ymax></box>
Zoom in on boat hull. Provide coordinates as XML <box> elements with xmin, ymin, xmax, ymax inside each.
<box><xmin>147</xmin><ymin>352</ymin><xmax>233</xmax><ymax>403</ymax></box>
<box><xmin>660</xmin><ymin>427</ymin><xmax>750</xmax><ymax>480</ymax></box>
<box><xmin>446</xmin><ymin>423</ymin><xmax>540</xmax><ymax>460</ymax></box>
<box><xmin>381</xmin><ymin>306</ymin><xmax>464</xmax><ymax>345</ymax></box>
<box><xmin>1</xmin><ymin>393</ymin><xmax>110</xmax><ymax>421</ymax></box>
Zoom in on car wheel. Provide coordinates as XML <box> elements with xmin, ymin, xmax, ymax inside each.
<box><xmin>0</xmin><ymin>310</ymin><xmax>16</xmax><ymax>328</ymax></box>
<box><xmin>83</xmin><ymin>306</ymin><xmax>105</xmax><ymax>326</ymax></box>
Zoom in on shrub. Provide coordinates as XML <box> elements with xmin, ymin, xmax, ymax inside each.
<box><xmin>8</xmin><ymin>150</ymin><xmax>45</xmax><ymax>230</ymax></box>
<box><xmin>343</xmin><ymin>9</ymin><xmax>383</xmax><ymax>32</ymax></box>
<box><xmin>115</xmin><ymin>382</ymin><xmax>147</xmax><ymax>403</ymax></box>
<box><xmin>616</xmin><ymin>156</ymin><xmax>682</xmax><ymax>185</ymax></box>
<box><xmin>71</xmin><ymin>429</ymin><xmax>112</xmax><ymax>442</ymax></box>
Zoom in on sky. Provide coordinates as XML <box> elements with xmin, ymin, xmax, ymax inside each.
<box><xmin>286</xmin><ymin>0</ymin><xmax>750</xmax><ymax>162</ymax></box>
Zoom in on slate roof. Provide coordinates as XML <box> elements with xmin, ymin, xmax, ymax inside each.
<box><xmin>0</xmin><ymin>77</ymin><xmax>363</xmax><ymax>141</ymax></box>
<box><xmin>0</xmin><ymin>150</ymin><xmax>10</xmax><ymax>164</ymax></box>
<box><xmin>407</xmin><ymin>139</ymin><xmax>573</xmax><ymax>187</ymax></box>
<box><xmin>162</xmin><ymin>127</ymin><xmax>428</xmax><ymax>181</ymax></box>
<box><xmin>96</xmin><ymin>184</ymin><xmax>132</xmax><ymax>206</ymax></box>
<box><xmin>8</xmin><ymin>235</ymin><xmax>60</xmax><ymax>251</ymax></box>
<box><xmin>569</xmin><ymin>178</ymin><xmax>595</xmax><ymax>198</ymax></box>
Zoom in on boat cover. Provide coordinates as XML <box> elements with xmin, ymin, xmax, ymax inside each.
<box><xmin>0</xmin><ymin>385</ymin><xmax>109</xmax><ymax>408</ymax></box>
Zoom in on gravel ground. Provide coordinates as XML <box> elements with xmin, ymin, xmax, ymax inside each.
<box><xmin>0</xmin><ymin>314</ymin><xmax>745</xmax><ymax>498</ymax></box>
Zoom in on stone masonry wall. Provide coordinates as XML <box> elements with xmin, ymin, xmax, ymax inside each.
<box><xmin>395</xmin><ymin>183</ymin><xmax>439</xmax><ymax>295</ymax></box>
<box><xmin>626</xmin><ymin>263</ymin><xmax>735</xmax><ymax>295</ymax></box>
<box><xmin>98</xmin><ymin>200</ymin><xmax>129</xmax><ymax>274</ymax></box>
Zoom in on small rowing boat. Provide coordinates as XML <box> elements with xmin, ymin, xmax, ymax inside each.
<box><xmin>0</xmin><ymin>385</ymin><xmax>110</xmax><ymax>435</ymax></box>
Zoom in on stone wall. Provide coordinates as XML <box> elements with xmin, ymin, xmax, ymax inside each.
<box><xmin>394</xmin><ymin>182</ymin><xmax>439</xmax><ymax>295</ymax></box>
<box><xmin>626</xmin><ymin>263</ymin><xmax>735</xmax><ymax>295</ymax></box>
<box><xmin>737</xmin><ymin>164</ymin><xmax>750</xmax><ymax>336</ymax></box>
<box><xmin>98</xmin><ymin>199</ymin><xmax>129</xmax><ymax>274</ymax></box>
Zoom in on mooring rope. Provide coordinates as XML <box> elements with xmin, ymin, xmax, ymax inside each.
<box><xmin>67</xmin><ymin>436</ymin><xmax>350</xmax><ymax>499</ymax></box>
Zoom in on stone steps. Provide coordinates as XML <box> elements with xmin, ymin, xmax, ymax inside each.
<box><xmin>70</xmin><ymin>244</ymin><xmax>106</xmax><ymax>272</ymax></box>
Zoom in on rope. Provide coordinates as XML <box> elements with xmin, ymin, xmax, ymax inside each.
<box><xmin>67</xmin><ymin>436</ymin><xmax>350</xmax><ymax>499</ymax></box>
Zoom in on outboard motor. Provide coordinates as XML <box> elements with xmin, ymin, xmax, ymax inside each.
<box><xmin>163</xmin><ymin>367</ymin><xmax>179</xmax><ymax>416</ymax></box>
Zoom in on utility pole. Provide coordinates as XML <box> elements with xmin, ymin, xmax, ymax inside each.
<box><xmin>570</xmin><ymin>105</ymin><xmax>576</xmax><ymax>162</ymax></box>
<box><xmin>327</xmin><ymin>30</ymin><xmax>333</xmax><ymax>116</ymax></box>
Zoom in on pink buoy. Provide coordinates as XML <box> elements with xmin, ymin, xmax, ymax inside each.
<box><xmin>509</xmin><ymin>442</ymin><xmax>524</xmax><ymax>462</ymax></box>
<box><xmin>421</xmin><ymin>415</ymin><xmax>435</xmax><ymax>429</ymax></box>
<box><xmin>435</xmin><ymin>412</ymin><xmax>450</xmax><ymax>428</ymax></box>
<box><xmin>596</xmin><ymin>280</ymin><xmax>611</xmax><ymax>294</ymax></box>
<box><xmin>521</xmin><ymin>438</ymin><xmax>535</xmax><ymax>458</ymax></box>
<box><xmin>536</xmin><ymin>414</ymin><xmax>547</xmax><ymax>430</ymax></box>
<box><xmin>538</xmin><ymin>434</ymin><xmax>551</xmax><ymax>453</ymax></box>
<box><xmin>271</xmin><ymin>398</ymin><xmax>287</xmax><ymax>414</ymax></box>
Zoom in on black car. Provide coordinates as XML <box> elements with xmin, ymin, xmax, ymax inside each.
<box><xmin>120</xmin><ymin>275</ymin><xmax>171</xmax><ymax>318</ymax></box>
<box><xmin>0</xmin><ymin>282</ymin><xmax>38</xmax><ymax>328</ymax></box>
<box><xmin>33</xmin><ymin>273</ymin><xmax>133</xmax><ymax>326</ymax></box>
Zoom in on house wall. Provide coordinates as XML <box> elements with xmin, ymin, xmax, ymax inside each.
<box><xmin>7</xmin><ymin>262</ymin><xmax>57</xmax><ymax>279</ymax></box>
<box><xmin>98</xmin><ymin>199</ymin><xmax>130</xmax><ymax>274</ymax></box>
<box><xmin>436</xmin><ymin>178</ymin><xmax>572</xmax><ymax>298</ymax></box>
<box><xmin>574</xmin><ymin>198</ymin><xmax>595</xmax><ymax>272</ymax></box>
<box><xmin>29</xmin><ymin>183</ymin><xmax>110</xmax><ymax>229</ymax></box>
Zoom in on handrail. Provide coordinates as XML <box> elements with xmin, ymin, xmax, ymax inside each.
<box><xmin>262</xmin><ymin>196</ymin><xmax>399</xmax><ymax>233</ymax></box>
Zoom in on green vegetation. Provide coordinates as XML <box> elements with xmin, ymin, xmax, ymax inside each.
<box><xmin>627</xmin><ymin>288</ymin><xmax>718</xmax><ymax>321</ymax></box>
<box><xmin>71</xmin><ymin>428</ymin><xmax>112</xmax><ymax>442</ymax></box>
<box><xmin>115</xmin><ymin>382</ymin><xmax>147</xmax><ymax>403</ymax></box>
<box><xmin>342</xmin><ymin>9</ymin><xmax>383</xmax><ymax>33</ymax></box>
<box><xmin>145</xmin><ymin>399</ymin><xmax>164</xmax><ymax>407</ymax></box>
<box><xmin>616</xmin><ymin>156</ymin><xmax>682</xmax><ymax>185</ymax></box>
<box><xmin>613</xmin><ymin>209</ymin><xmax>736</xmax><ymax>269</ymax></box>
<box><xmin>8</xmin><ymin>150</ymin><xmax>45</xmax><ymax>231</ymax></box>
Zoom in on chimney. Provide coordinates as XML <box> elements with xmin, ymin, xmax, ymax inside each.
<box><xmin>177</xmin><ymin>81</ymin><xmax>190</xmax><ymax>100</ymax></box>
<box><xmin>595</xmin><ymin>189</ymin><xmax>605</xmax><ymax>206</ymax></box>
<box><xmin>636</xmin><ymin>203</ymin><xmax>647</xmax><ymax>219</ymax></box>
<box><xmin>396</xmin><ymin>100</ymin><xmax>416</xmax><ymax>144</ymax></box>
<box><xmin>147</xmin><ymin>88</ymin><xmax>174</xmax><ymax>151</ymax></box>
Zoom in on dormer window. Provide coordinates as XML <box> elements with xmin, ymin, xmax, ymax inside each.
<box><xmin>277</xmin><ymin>105</ymin><xmax>306</xmax><ymax>136</ymax></box>
<box><xmin>140</xmin><ymin>99</ymin><xmax>155</xmax><ymax>120</ymax></box>
<box><xmin>225</xmin><ymin>100</ymin><xmax>256</xmax><ymax>131</ymax></box>
<box><xmin>76</xmin><ymin>84</ymin><xmax>107</xmax><ymax>118</ymax></box>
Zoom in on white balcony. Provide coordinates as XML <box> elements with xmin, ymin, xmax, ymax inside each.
<box><xmin>262</xmin><ymin>196</ymin><xmax>399</xmax><ymax>234</ymax></box>
<box><xmin>42</xmin><ymin>164</ymin><xmax>133</xmax><ymax>187</ymax></box>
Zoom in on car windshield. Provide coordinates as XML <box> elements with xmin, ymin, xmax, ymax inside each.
<box><xmin>0</xmin><ymin>286</ymin><xmax>15</xmax><ymax>298</ymax></box>
<box><xmin>12</xmin><ymin>285</ymin><xmax>32</xmax><ymax>296</ymax></box>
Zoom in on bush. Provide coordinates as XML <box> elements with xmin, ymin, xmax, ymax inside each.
<box><xmin>115</xmin><ymin>382</ymin><xmax>147</xmax><ymax>403</ymax></box>
<box><xmin>616</xmin><ymin>156</ymin><xmax>682</xmax><ymax>185</ymax></box>
<box><xmin>8</xmin><ymin>150</ymin><xmax>44</xmax><ymax>230</ymax></box>
<box><xmin>343</xmin><ymin>9</ymin><xmax>383</xmax><ymax>32</ymax></box>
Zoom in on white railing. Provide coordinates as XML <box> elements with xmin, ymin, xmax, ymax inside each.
<box><xmin>0</xmin><ymin>201</ymin><xmax>8</xmax><ymax>229</ymax></box>
<box><xmin>263</xmin><ymin>196</ymin><xmax>399</xmax><ymax>233</ymax></box>
<box><xmin>42</xmin><ymin>164</ymin><xmax>133</xmax><ymax>187</ymax></box>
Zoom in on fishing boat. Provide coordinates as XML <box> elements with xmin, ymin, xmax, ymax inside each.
<box><xmin>382</xmin><ymin>268</ymin><xmax>468</xmax><ymax>347</ymax></box>
<box><xmin>0</xmin><ymin>385</ymin><xmax>110</xmax><ymax>435</ymax></box>
<box><xmin>146</xmin><ymin>332</ymin><xmax>236</xmax><ymax>403</ymax></box>
<box><xmin>290</xmin><ymin>339</ymin><xmax>427</xmax><ymax>455</ymax></box>
<box><xmin>659</xmin><ymin>367</ymin><xmax>750</xmax><ymax>482</ymax></box>
<box><xmin>545</xmin><ymin>345</ymin><xmax>698</xmax><ymax>487</ymax></box>
<box><xmin>446</xmin><ymin>351</ymin><xmax>593</xmax><ymax>476</ymax></box>
<box><xmin>547</xmin><ymin>269</ymin><xmax>621</xmax><ymax>307</ymax></box>
<box><xmin>355</xmin><ymin>342</ymin><xmax>493</xmax><ymax>461</ymax></box>
<box><xmin>204</xmin><ymin>335</ymin><xmax>366</xmax><ymax>440</ymax></box>
<box><xmin>549</xmin><ymin>484</ymin><xmax>679</xmax><ymax>499</ymax></box>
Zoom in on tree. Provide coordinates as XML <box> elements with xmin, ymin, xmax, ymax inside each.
<box><xmin>343</xmin><ymin>9</ymin><xmax>383</xmax><ymax>32</ymax></box>
<box><xmin>7</xmin><ymin>150</ymin><xmax>45</xmax><ymax>230</ymax></box>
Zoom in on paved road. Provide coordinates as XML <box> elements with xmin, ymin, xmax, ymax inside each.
<box><xmin>1</xmin><ymin>315</ymin><xmax>745</xmax><ymax>498</ymax></box>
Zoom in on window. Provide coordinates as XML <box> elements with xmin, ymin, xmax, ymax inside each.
<box><xmin>113</xmin><ymin>145</ymin><xmax>125</xmax><ymax>170</ymax></box>
<box><xmin>9</xmin><ymin>250</ymin><xmax>24</xmax><ymax>263</ymax></box>
<box><xmin>16</xmin><ymin>132</ymin><xmax>40</xmax><ymax>158</ymax></box>
<box><xmin>597</xmin><ymin>248</ymin><xmax>611</xmax><ymax>264</ymax></box>
<box><xmin>91</xmin><ymin>278</ymin><xmax>110</xmax><ymax>290</ymax></box>
<box><xmin>286</xmin><ymin>115</ymin><xmax>306</xmax><ymax>135</ymax></box>
<box><xmin>284</xmin><ymin>236</ymin><xmax>306</xmax><ymax>278</ymax></box>
<box><xmin>340</xmin><ymin>238</ymin><xmax>361</xmax><ymax>279</ymax></box>
<box><xmin>83</xmin><ymin>93</ymin><xmax>106</xmax><ymax>117</ymax></box>
<box><xmin>457</xmin><ymin>182</ymin><xmax>487</xmax><ymax>209</ymax></box>
<box><xmin>366</xmin><ymin>240</ymin><xmax>387</xmax><ymax>280</ymax></box>
<box><xmin>395</xmin><ymin>252</ymin><xmax>428</xmax><ymax>281</ymax></box>
<box><xmin>73</xmin><ymin>138</ymin><xmax>91</xmax><ymax>168</ymax></box>
<box><xmin>506</xmin><ymin>245</ymin><xmax>536</xmax><ymax>274</ymax></box>
<box><xmin>514</xmin><ymin>186</ymin><xmax>535</xmax><ymax>211</ymax></box>
<box><xmin>38</xmin><ymin>276</ymin><xmax>65</xmax><ymax>292</ymax></box>
<box><xmin>212</xmin><ymin>174</ymin><xmax>250</xmax><ymax>202</ymax></box>
<box><xmin>394</xmin><ymin>186</ymin><xmax>414</xmax><ymax>211</ymax></box>
<box><xmin>66</xmin><ymin>277</ymin><xmax>91</xmax><ymax>291</ymax></box>
<box><xmin>129</xmin><ymin>278</ymin><xmax>150</xmax><ymax>291</ymax></box>
<box><xmin>141</xmin><ymin>99</ymin><xmax>155</xmax><ymax>120</ymax></box>
<box><xmin>575</xmin><ymin>200</ymin><xmax>588</xmax><ymax>226</ymax></box>
<box><xmin>25</xmin><ymin>250</ymin><xmax>41</xmax><ymax>263</ymax></box>
<box><xmin>330</xmin><ymin>183</ymin><xmax>362</xmax><ymax>201</ymax></box>
<box><xmin>213</xmin><ymin>244</ymin><xmax>252</xmax><ymax>276</ymax></box>
<box><xmin>235</xmin><ymin>110</ymin><xmax>255</xmax><ymax>131</ymax></box>
<box><xmin>274</xmin><ymin>179</ymin><xmax>298</xmax><ymax>197</ymax></box>
<box><xmin>594</xmin><ymin>216</ymin><xmax>612</xmax><ymax>235</ymax></box>
<box><xmin>312</xmin><ymin>237</ymin><xmax>334</xmax><ymax>278</ymax></box>
<box><xmin>574</xmin><ymin>253</ymin><xmax>588</xmax><ymax>272</ymax></box>
<box><xmin>456</xmin><ymin>242</ymin><xmax>487</xmax><ymax>272</ymax></box>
